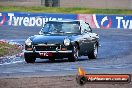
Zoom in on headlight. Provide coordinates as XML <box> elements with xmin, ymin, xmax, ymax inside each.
<box><xmin>64</xmin><ymin>38</ymin><xmax>70</xmax><ymax>46</ymax></box>
<box><xmin>25</xmin><ymin>38</ymin><xmax>32</xmax><ymax>46</ymax></box>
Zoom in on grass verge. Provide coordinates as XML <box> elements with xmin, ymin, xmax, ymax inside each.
<box><xmin>0</xmin><ymin>42</ymin><xmax>21</xmax><ymax>57</ymax></box>
<box><xmin>0</xmin><ymin>6</ymin><xmax>132</xmax><ymax>14</ymax></box>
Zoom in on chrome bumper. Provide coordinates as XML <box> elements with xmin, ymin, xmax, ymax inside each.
<box><xmin>24</xmin><ymin>50</ymin><xmax>72</xmax><ymax>53</ymax></box>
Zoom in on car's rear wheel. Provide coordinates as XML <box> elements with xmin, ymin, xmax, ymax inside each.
<box><xmin>24</xmin><ymin>53</ymin><xmax>36</xmax><ymax>63</ymax></box>
<box><xmin>88</xmin><ymin>43</ymin><xmax>98</xmax><ymax>59</ymax></box>
<box><xmin>68</xmin><ymin>44</ymin><xmax>79</xmax><ymax>62</ymax></box>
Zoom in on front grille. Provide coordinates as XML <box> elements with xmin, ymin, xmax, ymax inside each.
<box><xmin>35</xmin><ymin>45</ymin><xmax>60</xmax><ymax>51</ymax></box>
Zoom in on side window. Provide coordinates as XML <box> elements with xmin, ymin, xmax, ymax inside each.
<box><xmin>80</xmin><ymin>21</ymin><xmax>86</xmax><ymax>34</ymax></box>
<box><xmin>85</xmin><ymin>23</ymin><xmax>92</xmax><ymax>32</ymax></box>
<box><xmin>80</xmin><ymin>21</ymin><xmax>92</xmax><ymax>34</ymax></box>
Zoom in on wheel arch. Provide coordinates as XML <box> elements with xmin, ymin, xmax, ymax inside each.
<box><xmin>75</xmin><ymin>41</ymin><xmax>80</xmax><ymax>50</ymax></box>
<box><xmin>95</xmin><ymin>41</ymin><xmax>99</xmax><ymax>47</ymax></box>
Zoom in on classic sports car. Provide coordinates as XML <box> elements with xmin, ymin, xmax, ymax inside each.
<box><xmin>24</xmin><ymin>20</ymin><xmax>99</xmax><ymax>63</ymax></box>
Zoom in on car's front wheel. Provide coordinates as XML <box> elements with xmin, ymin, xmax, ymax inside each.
<box><xmin>88</xmin><ymin>43</ymin><xmax>98</xmax><ymax>59</ymax></box>
<box><xmin>68</xmin><ymin>44</ymin><xmax>79</xmax><ymax>62</ymax></box>
<box><xmin>24</xmin><ymin>53</ymin><xmax>36</xmax><ymax>63</ymax></box>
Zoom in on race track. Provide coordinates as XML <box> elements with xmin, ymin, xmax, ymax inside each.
<box><xmin>0</xmin><ymin>28</ymin><xmax>132</xmax><ymax>77</ymax></box>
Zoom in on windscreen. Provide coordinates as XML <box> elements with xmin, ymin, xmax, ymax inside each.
<box><xmin>42</xmin><ymin>21</ymin><xmax>81</xmax><ymax>34</ymax></box>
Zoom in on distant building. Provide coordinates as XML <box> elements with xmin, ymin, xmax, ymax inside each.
<box><xmin>0</xmin><ymin>0</ymin><xmax>132</xmax><ymax>9</ymax></box>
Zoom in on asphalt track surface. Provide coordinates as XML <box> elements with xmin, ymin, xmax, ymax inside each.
<box><xmin>0</xmin><ymin>27</ymin><xmax>132</xmax><ymax>77</ymax></box>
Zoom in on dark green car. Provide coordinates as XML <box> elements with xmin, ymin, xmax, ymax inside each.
<box><xmin>24</xmin><ymin>20</ymin><xmax>99</xmax><ymax>63</ymax></box>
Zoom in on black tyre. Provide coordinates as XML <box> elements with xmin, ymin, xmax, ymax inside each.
<box><xmin>88</xmin><ymin>43</ymin><xmax>98</xmax><ymax>59</ymax></box>
<box><xmin>24</xmin><ymin>53</ymin><xmax>36</xmax><ymax>63</ymax></box>
<box><xmin>68</xmin><ymin>44</ymin><xmax>79</xmax><ymax>62</ymax></box>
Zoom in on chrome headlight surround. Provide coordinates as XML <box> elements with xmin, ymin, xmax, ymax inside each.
<box><xmin>25</xmin><ymin>38</ymin><xmax>32</xmax><ymax>46</ymax></box>
<box><xmin>64</xmin><ymin>38</ymin><xmax>70</xmax><ymax>46</ymax></box>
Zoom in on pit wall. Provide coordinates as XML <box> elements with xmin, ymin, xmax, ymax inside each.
<box><xmin>0</xmin><ymin>12</ymin><xmax>132</xmax><ymax>29</ymax></box>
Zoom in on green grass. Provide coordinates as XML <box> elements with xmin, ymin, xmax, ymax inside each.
<box><xmin>0</xmin><ymin>6</ymin><xmax>132</xmax><ymax>14</ymax></box>
<box><xmin>0</xmin><ymin>42</ymin><xmax>21</xmax><ymax>57</ymax></box>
